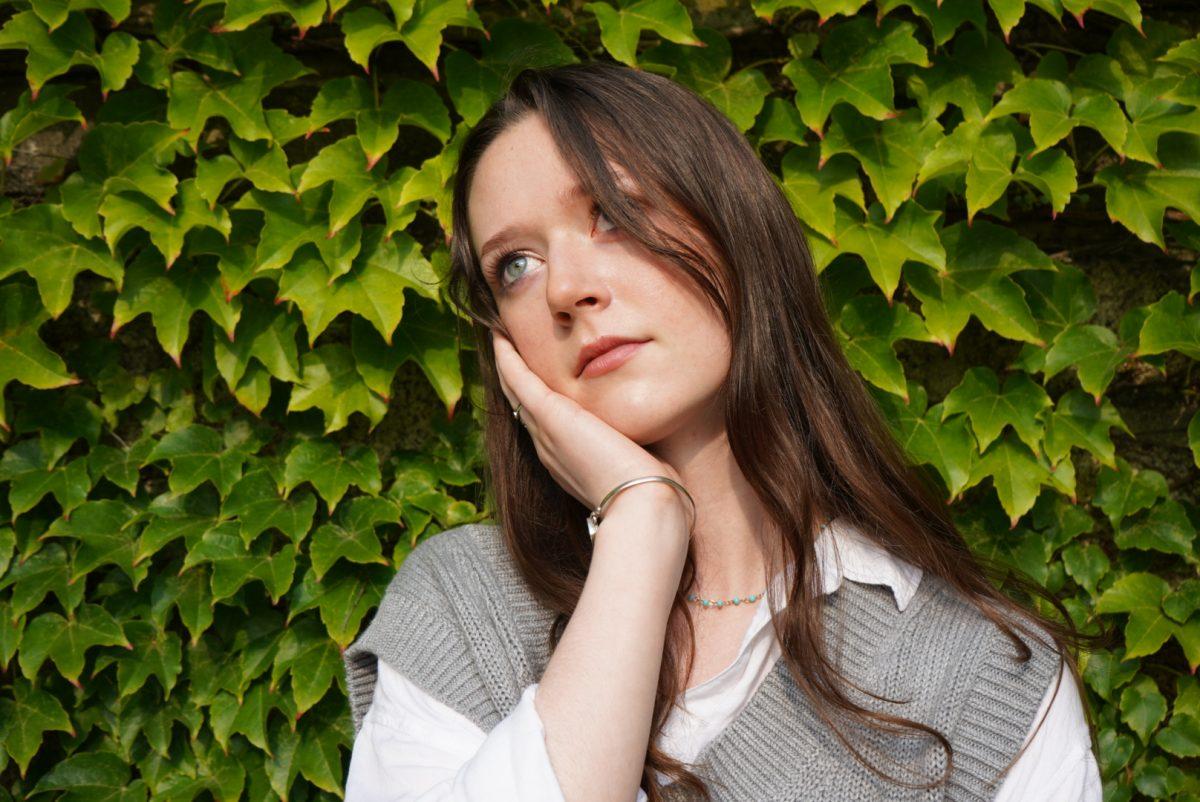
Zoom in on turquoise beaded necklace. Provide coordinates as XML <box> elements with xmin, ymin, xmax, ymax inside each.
<box><xmin>686</xmin><ymin>516</ymin><xmax>833</xmax><ymax>611</ymax></box>
<box><xmin>686</xmin><ymin>588</ymin><xmax>767</xmax><ymax>610</ymax></box>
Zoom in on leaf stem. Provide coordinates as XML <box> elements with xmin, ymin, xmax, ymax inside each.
<box><xmin>1017</xmin><ymin>42</ymin><xmax>1087</xmax><ymax>57</ymax></box>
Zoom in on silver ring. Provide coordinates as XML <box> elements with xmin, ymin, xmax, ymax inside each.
<box><xmin>512</xmin><ymin>402</ymin><xmax>523</xmax><ymax>424</ymax></box>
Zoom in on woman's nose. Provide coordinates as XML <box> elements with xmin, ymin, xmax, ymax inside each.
<box><xmin>543</xmin><ymin>242</ymin><xmax>611</xmax><ymax>322</ymax></box>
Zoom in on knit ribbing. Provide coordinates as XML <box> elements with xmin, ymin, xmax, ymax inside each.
<box><xmin>343</xmin><ymin>523</ymin><xmax>1062</xmax><ymax>801</ymax></box>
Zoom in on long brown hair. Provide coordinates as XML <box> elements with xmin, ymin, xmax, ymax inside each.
<box><xmin>444</xmin><ymin>60</ymin><xmax>1109</xmax><ymax>799</ymax></box>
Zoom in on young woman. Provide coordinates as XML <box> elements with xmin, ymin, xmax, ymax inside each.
<box><xmin>343</xmin><ymin>62</ymin><xmax>1105</xmax><ymax>801</ymax></box>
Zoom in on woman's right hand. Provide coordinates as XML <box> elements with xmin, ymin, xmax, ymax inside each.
<box><xmin>491</xmin><ymin>329</ymin><xmax>694</xmax><ymax>533</ymax></box>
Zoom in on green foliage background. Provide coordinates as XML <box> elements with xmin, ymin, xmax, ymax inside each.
<box><xmin>0</xmin><ymin>0</ymin><xmax>1197</xmax><ymax>797</ymax></box>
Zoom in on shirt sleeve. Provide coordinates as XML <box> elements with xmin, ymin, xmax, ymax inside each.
<box><xmin>346</xmin><ymin>659</ymin><xmax>651</xmax><ymax>802</ymax></box>
<box><xmin>991</xmin><ymin>659</ymin><xmax>1103</xmax><ymax>802</ymax></box>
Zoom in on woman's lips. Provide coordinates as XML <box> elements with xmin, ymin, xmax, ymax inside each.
<box><xmin>579</xmin><ymin>340</ymin><xmax>648</xmax><ymax>379</ymax></box>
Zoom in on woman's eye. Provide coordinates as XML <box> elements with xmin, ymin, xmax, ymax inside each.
<box><xmin>593</xmin><ymin>204</ymin><xmax>617</xmax><ymax>234</ymax></box>
<box><xmin>491</xmin><ymin>251</ymin><xmax>530</xmax><ymax>289</ymax></box>
<box><xmin>488</xmin><ymin>205</ymin><xmax>620</xmax><ymax>292</ymax></box>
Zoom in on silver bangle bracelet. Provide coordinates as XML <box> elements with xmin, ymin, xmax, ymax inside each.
<box><xmin>586</xmin><ymin>475</ymin><xmax>696</xmax><ymax>540</ymax></box>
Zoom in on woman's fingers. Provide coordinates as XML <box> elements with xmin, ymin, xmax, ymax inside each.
<box><xmin>492</xmin><ymin>330</ymin><xmax>553</xmax><ymax>416</ymax></box>
<box><xmin>492</xmin><ymin>331</ymin><xmax>520</xmax><ymax>408</ymax></box>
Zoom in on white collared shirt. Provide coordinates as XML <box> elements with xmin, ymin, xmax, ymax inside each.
<box><xmin>346</xmin><ymin>518</ymin><xmax>1101</xmax><ymax>801</ymax></box>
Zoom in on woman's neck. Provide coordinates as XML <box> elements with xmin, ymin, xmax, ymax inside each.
<box><xmin>647</xmin><ymin>421</ymin><xmax>781</xmax><ymax>599</ymax></box>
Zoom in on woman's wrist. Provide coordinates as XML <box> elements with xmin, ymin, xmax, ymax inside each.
<box><xmin>591</xmin><ymin>481</ymin><xmax>692</xmax><ymax>561</ymax></box>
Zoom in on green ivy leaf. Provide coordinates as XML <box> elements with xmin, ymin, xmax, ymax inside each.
<box><xmin>781</xmin><ymin>17</ymin><xmax>928</xmax><ymax>134</ymax></box>
<box><xmin>30</xmin><ymin>751</ymin><xmax>146</xmax><ymax>802</ymax></box>
<box><xmin>0</xmin><ymin>12</ymin><xmax>135</xmax><ymax>98</ymax></box>
<box><xmin>88</xmin><ymin>437</ymin><xmax>155</xmax><ymax>497</ymax></box>
<box><xmin>1061</xmin><ymin>541</ymin><xmax>1110</xmax><ymax>597</ymax></box>
<box><xmin>394</xmin><ymin>0</ymin><xmax>485</xmax><ymax>81</ymax></box>
<box><xmin>111</xmin><ymin>249</ymin><xmax>243</xmax><ymax>368</ymax></box>
<box><xmin>1114</xmin><ymin>500</ymin><xmax>1197</xmax><ymax>559</ymax></box>
<box><xmin>282</xmin><ymin>440</ymin><xmax>382</xmax><ymax>514</ymax></box>
<box><xmin>835</xmin><ymin>294</ymin><xmax>933</xmax><ymax>400</ymax></box>
<box><xmin>295</xmin><ymin>136</ymin><xmax>390</xmax><ymax>241</ymax></box>
<box><xmin>1175</xmin><ymin>616</ymin><xmax>1200</xmax><ymax>673</ymax></box>
<box><xmin>223</xmin><ymin>463</ymin><xmax>317</xmax><ymax>548</ymax></box>
<box><xmin>0</xmin><ymin>543</ymin><xmax>78</xmax><ymax>620</ymax></box>
<box><xmin>234</xmin><ymin>180</ymin><xmax>362</xmax><ymax>278</ymax></box>
<box><xmin>1164</xmin><ymin>580</ymin><xmax>1200</xmax><ymax>624</ymax></box>
<box><xmin>286</xmin><ymin>562</ymin><xmax>391</xmax><ymax>648</ymax></box>
<box><xmin>1097</xmin><ymin>134</ymin><xmax>1200</xmax><ymax>248</ymax></box>
<box><xmin>100</xmin><ymin>179</ymin><xmax>232</xmax><ymax>268</ymax></box>
<box><xmin>18</xmin><ymin>603</ymin><xmax>132</xmax><ymax>685</ymax></box>
<box><xmin>442</xmin><ymin>18</ymin><xmax>577</xmax><ymax>127</ymax></box>
<box><xmin>642</xmin><ymin>30</ymin><xmax>771</xmax><ymax>133</ymax></box>
<box><xmin>217</xmin><ymin>0</ymin><xmax>324</xmax><ymax>35</ymax></box>
<box><xmin>942</xmin><ymin>366</ymin><xmax>1051</xmax><ymax>454</ymax></box>
<box><xmin>211</xmin><ymin>296</ymin><xmax>302</xmax><ymax>398</ymax></box>
<box><xmin>0</xmin><ymin>84</ymin><xmax>84</xmax><ymax>166</ymax></box>
<box><xmin>358</xmin><ymin>77</ymin><xmax>451</xmax><ymax>168</ymax></box>
<box><xmin>145</xmin><ymin>425</ymin><xmax>249</xmax><ymax>498</ymax></box>
<box><xmin>350</xmin><ymin>297</ymin><xmax>465</xmax><ymax>417</ymax></box>
<box><xmin>340</xmin><ymin>7</ymin><xmax>402</xmax><ymax>71</ymax></box>
<box><xmin>1082</xmin><ymin>648</ymin><xmax>1139</xmax><ymax>701</ymax></box>
<box><xmin>1094</xmin><ymin>458</ymin><xmax>1168</xmax><ymax>527</ymax></box>
<box><xmin>779</xmin><ymin>146</ymin><xmax>865</xmax><ymax>242</ymax></box>
<box><xmin>295</xmin><ymin>714</ymin><xmax>346</xmax><ymax>793</ymax></box>
<box><xmin>309</xmin><ymin>496</ymin><xmax>397</xmax><ymax>580</ymax></box>
<box><xmin>1062</xmin><ymin>0</ymin><xmax>1142</xmax><ymax>31</ymax></box>
<box><xmin>585</xmin><ymin>0</ymin><xmax>702</xmax><ymax>68</ymax></box>
<box><xmin>209</xmin><ymin>680</ymin><xmax>271</xmax><ymax>752</ymax></box>
<box><xmin>1189</xmin><ymin>409</ymin><xmax>1200</xmax><ymax>469</ymax></box>
<box><xmin>227</xmin><ymin>136</ymin><xmax>294</xmax><ymax>195</ymax></box>
<box><xmin>263</xmin><ymin>717</ymin><xmax>302</xmax><ymax>799</ymax></box>
<box><xmin>987</xmin><ymin>77</ymin><xmax>1076</xmax><ymax>153</ymax></box>
<box><xmin>906</xmin><ymin>30</ymin><xmax>1020</xmax><ymax>121</ymax></box>
<box><xmin>1121</xmin><ymin>81</ymin><xmax>1200</xmax><ymax>167</ymax></box>
<box><xmin>1097</xmin><ymin>725</ymin><xmax>1136</xmax><ymax>777</ymax></box>
<box><xmin>1096</xmin><ymin>572</ymin><xmax>1174</xmax><ymax>660</ymax></box>
<box><xmin>0</xmin><ymin>203</ymin><xmax>124</xmax><ymax>318</ymax></box>
<box><xmin>905</xmin><ymin>221</ymin><xmax>1053</xmax><ymax>352</ymax></box>
<box><xmin>43</xmin><ymin>498</ymin><xmax>145</xmax><ymax>586</ymax></box>
<box><xmin>150</xmin><ymin>565</ymin><xmax>214</xmax><ymax>646</ymax></box>
<box><xmin>271</xmin><ymin>616</ymin><xmax>342</xmax><ymax>716</ymax></box>
<box><xmin>76</xmin><ymin>121</ymin><xmax>186</xmax><ymax>214</ymax></box>
<box><xmin>166</xmin><ymin>28</ymin><xmax>311</xmax><ymax>148</ymax></box>
<box><xmin>180</xmin><ymin>523</ymin><xmax>295</xmax><ymax>603</ymax></box>
<box><xmin>1043</xmin><ymin>324</ymin><xmax>1131</xmax><ymax>402</ymax></box>
<box><xmin>964</xmin><ymin>431</ymin><xmax>1052</xmax><ymax>526</ymax></box>
<box><xmin>1043</xmin><ymin>388</ymin><xmax>1130</xmax><ymax>469</ymax></box>
<box><xmin>1156</xmin><ymin>713</ymin><xmax>1200</xmax><ymax>758</ymax></box>
<box><xmin>286</xmin><ymin>344</ymin><xmax>389</xmax><ymax>435</ymax></box>
<box><xmin>829</xmin><ymin>201</ymin><xmax>945</xmax><ymax>302</ymax></box>
<box><xmin>0</xmin><ymin>438</ymin><xmax>91</xmax><ymax>520</ymax></box>
<box><xmin>114</xmin><ymin>621</ymin><xmax>183</xmax><ymax>700</ymax></box>
<box><xmin>1121</xmin><ymin>674</ymin><xmax>1168</xmax><ymax>743</ymax></box>
<box><xmin>1136</xmin><ymin>290</ymin><xmax>1200</xmax><ymax>361</ymax></box>
<box><xmin>875</xmin><ymin>382</ymin><xmax>976</xmax><ymax>500</ymax></box>
<box><xmin>754</xmin><ymin>0</ymin><xmax>870</xmax><ymax>25</ymax></box>
<box><xmin>0</xmin><ymin>678</ymin><xmax>74</xmax><ymax>778</ymax></box>
<box><xmin>821</xmin><ymin>106</ymin><xmax>942</xmax><ymax>222</ymax></box>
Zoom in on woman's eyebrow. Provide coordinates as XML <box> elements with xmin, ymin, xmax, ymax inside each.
<box><xmin>478</xmin><ymin>183</ymin><xmax>588</xmax><ymax>262</ymax></box>
<box><xmin>478</xmin><ymin>177</ymin><xmax>643</xmax><ymax>263</ymax></box>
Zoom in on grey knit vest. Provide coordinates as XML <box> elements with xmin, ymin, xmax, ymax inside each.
<box><xmin>343</xmin><ymin>523</ymin><xmax>1062</xmax><ymax>801</ymax></box>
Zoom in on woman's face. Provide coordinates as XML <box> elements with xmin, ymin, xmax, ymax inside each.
<box><xmin>466</xmin><ymin>113</ymin><xmax>732</xmax><ymax>447</ymax></box>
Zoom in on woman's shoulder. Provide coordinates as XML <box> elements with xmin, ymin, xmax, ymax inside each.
<box><xmin>882</xmin><ymin>572</ymin><xmax>1066</xmax><ymax>726</ymax></box>
<box><xmin>913</xmin><ymin>572</ymin><xmax>1062</xmax><ymax>658</ymax></box>
<box><xmin>385</xmin><ymin>521</ymin><xmax>507</xmax><ymax>594</ymax></box>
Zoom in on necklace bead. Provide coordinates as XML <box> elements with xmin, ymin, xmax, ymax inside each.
<box><xmin>684</xmin><ymin>517</ymin><xmax>831</xmax><ymax>611</ymax></box>
<box><xmin>687</xmin><ymin>589</ymin><xmax>768</xmax><ymax>609</ymax></box>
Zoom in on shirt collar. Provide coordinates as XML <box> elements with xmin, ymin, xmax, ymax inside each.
<box><xmin>767</xmin><ymin>516</ymin><xmax>923</xmax><ymax>613</ymax></box>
